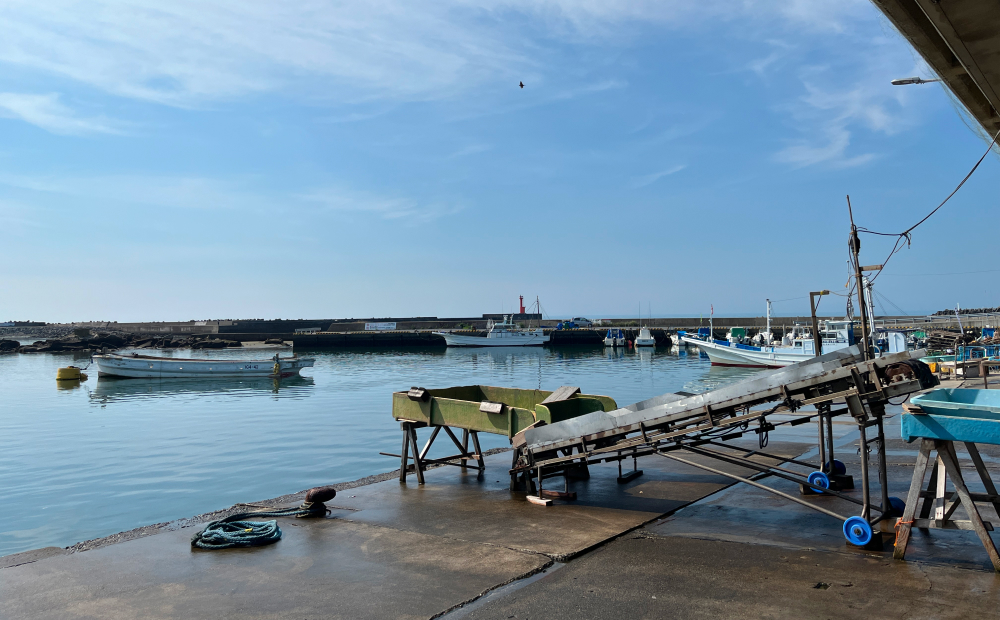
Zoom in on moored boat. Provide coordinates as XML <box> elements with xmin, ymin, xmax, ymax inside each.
<box><xmin>93</xmin><ymin>353</ymin><xmax>314</xmax><ymax>378</ymax></box>
<box><xmin>634</xmin><ymin>326</ymin><xmax>656</xmax><ymax>347</ymax></box>
<box><xmin>436</xmin><ymin>315</ymin><xmax>549</xmax><ymax>347</ymax></box>
<box><xmin>604</xmin><ymin>328</ymin><xmax>626</xmax><ymax>347</ymax></box>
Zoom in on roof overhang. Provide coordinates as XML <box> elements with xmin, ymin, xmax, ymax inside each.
<box><xmin>870</xmin><ymin>0</ymin><xmax>1000</xmax><ymax>135</ymax></box>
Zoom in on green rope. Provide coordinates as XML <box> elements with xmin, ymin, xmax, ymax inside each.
<box><xmin>191</xmin><ymin>503</ymin><xmax>326</xmax><ymax>550</ymax></box>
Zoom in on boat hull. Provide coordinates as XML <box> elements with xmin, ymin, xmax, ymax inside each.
<box><xmin>436</xmin><ymin>332</ymin><xmax>549</xmax><ymax>347</ymax></box>
<box><xmin>681</xmin><ymin>337</ymin><xmax>809</xmax><ymax>368</ymax></box>
<box><xmin>94</xmin><ymin>354</ymin><xmax>314</xmax><ymax>378</ymax></box>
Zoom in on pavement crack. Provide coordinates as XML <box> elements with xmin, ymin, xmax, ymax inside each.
<box><xmin>429</xmin><ymin>559</ymin><xmax>557</xmax><ymax>620</ymax></box>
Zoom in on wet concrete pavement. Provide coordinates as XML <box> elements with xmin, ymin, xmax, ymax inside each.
<box><xmin>0</xmin><ymin>441</ymin><xmax>807</xmax><ymax>619</ymax></box>
<box><xmin>461</xmin><ymin>535</ymin><xmax>1000</xmax><ymax>620</ymax></box>
<box><xmin>5</xmin><ymin>382</ymin><xmax>1000</xmax><ymax>619</ymax></box>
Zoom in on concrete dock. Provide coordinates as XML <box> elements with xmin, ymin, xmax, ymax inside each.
<box><xmin>3</xmin><ymin>377</ymin><xmax>1000</xmax><ymax>618</ymax></box>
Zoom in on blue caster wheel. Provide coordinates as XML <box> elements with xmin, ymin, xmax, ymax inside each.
<box><xmin>843</xmin><ymin>516</ymin><xmax>873</xmax><ymax>546</ymax></box>
<box><xmin>888</xmin><ymin>496</ymin><xmax>906</xmax><ymax>517</ymax></box>
<box><xmin>807</xmin><ymin>471</ymin><xmax>830</xmax><ymax>494</ymax></box>
<box><xmin>824</xmin><ymin>459</ymin><xmax>847</xmax><ymax>475</ymax></box>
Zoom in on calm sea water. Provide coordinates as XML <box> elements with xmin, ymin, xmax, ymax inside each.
<box><xmin>0</xmin><ymin>345</ymin><xmax>759</xmax><ymax>557</ymax></box>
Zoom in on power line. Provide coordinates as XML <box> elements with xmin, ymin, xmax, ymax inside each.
<box><xmin>856</xmin><ymin>126</ymin><xmax>1000</xmax><ymax>282</ymax></box>
<box><xmin>881</xmin><ymin>268</ymin><xmax>1000</xmax><ymax>277</ymax></box>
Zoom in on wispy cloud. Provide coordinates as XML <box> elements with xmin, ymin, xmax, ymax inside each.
<box><xmin>298</xmin><ymin>186</ymin><xmax>463</xmax><ymax>223</ymax></box>
<box><xmin>0</xmin><ymin>2</ymin><xmax>774</xmax><ymax>110</ymax></box>
<box><xmin>0</xmin><ymin>93</ymin><xmax>120</xmax><ymax>135</ymax></box>
<box><xmin>0</xmin><ymin>173</ymin><xmax>258</xmax><ymax>210</ymax></box>
<box><xmin>0</xmin><ymin>171</ymin><xmax>463</xmax><ymax>225</ymax></box>
<box><xmin>447</xmin><ymin>144</ymin><xmax>492</xmax><ymax>159</ymax></box>
<box><xmin>0</xmin><ymin>199</ymin><xmax>44</xmax><ymax>236</ymax></box>
<box><xmin>630</xmin><ymin>164</ymin><xmax>686</xmax><ymax>188</ymax></box>
<box><xmin>775</xmin><ymin>127</ymin><xmax>876</xmax><ymax>168</ymax></box>
<box><xmin>765</xmin><ymin>7</ymin><xmax>924</xmax><ymax>170</ymax></box>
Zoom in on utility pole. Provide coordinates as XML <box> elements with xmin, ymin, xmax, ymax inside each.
<box><xmin>810</xmin><ymin>290</ymin><xmax>830</xmax><ymax>357</ymax></box>
<box><xmin>848</xmin><ymin>196</ymin><xmax>873</xmax><ymax>361</ymax></box>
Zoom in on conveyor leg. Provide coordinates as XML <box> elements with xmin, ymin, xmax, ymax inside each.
<box><xmin>847</xmin><ymin>394</ymin><xmax>871</xmax><ymax>520</ymax></box>
<box><xmin>817</xmin><ymin>411</ymin><xmax>827</xmax><ymax>472</ymax></box>
<box><xmin>874</xmin><ymin>405</ymin><xmax>893</xmax><ymax>529</ymax></box>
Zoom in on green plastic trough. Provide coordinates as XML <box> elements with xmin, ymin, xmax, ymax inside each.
<box><xmin>391</xmin><ymin>385</ymin><xmax>617</xmax><ymax>439</ymax></box>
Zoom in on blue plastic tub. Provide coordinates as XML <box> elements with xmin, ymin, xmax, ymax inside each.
<box><xmin>903</xmin><ymin>389</ymin><xmax>1000</xmax><ymax>445</ymax></box>
<box><xmin>911</xmin><ymin>389</ymin><xmax>1000</xmax><ymax>417</ymax></box>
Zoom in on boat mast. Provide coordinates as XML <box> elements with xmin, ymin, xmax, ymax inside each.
<box><xmin>766</xmin><ymin>299</ymin><xmax>771</xmax><ymax>340</ymax></box>
<box><xmin>863</xmin><ymin>277</ymin><xmax>876</xmax><ymax>351</ymax></box>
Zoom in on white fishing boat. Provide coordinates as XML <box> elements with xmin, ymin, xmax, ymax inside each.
<box><xmin>436</xmin><ymin>315</ymin><xmax>549</xmax><ymax>347</ymax></box>
<box><xmin>685</xmin><ymin>318</ymin><xmax>907</xmax><ymax>368</ymax></box>
<box><xmin>634</xmin><ymin>326</ymin><xmax>656</xmax><ymax>347</ymax></box>
<box><xmin>93</xmin><ymin>352</ymin><xmax>314</xmax><ymax>378</ymax></box>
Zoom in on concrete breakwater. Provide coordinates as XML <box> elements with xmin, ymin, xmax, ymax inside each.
<box><xmin>3</xmin><ymin>316</ymin><xmax>857</xmax><ymax>353</ymax></box>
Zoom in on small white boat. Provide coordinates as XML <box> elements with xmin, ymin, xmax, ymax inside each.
<box><xmin>436</xmin><ymin>315</ymin><xmax>548</xmax><ymax>347</ymax></box>
<box><xmin>604</xmin><ymin>328</ymin><xmax>627</xmax><ymax>347</ymax></box>
<box><xmin>94</xmin><ymin>353</ymin><xmax>314</xmax><ymax>378</ymax></box>
<box><xmin>634</xmin><ymin>327</ymin><xmax>656</xmax><ymax>347</ymax></box>
<box><xmin>241</xmin><ymin>340</ymin><xmax>294</xmax><ymax>350</ymax></box>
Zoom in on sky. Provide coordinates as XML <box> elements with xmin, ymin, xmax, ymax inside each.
<box><xmin>1</xmin><ymin>0</ymin><xmax>998</xmax><ymax>323</ymax></box>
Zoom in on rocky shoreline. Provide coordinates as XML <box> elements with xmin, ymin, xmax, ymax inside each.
<box><xmin>0</xmin><ymin>327</ymin><xmax>250</xmax><ymax>354</ymax></box>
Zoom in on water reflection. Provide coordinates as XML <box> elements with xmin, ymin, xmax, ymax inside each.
<box><xmin>2</xmin><ymin>342</ymin><xmax>775</xmax><ymax>558</ymax></box>
<box><xmin>683</xmin><ymin>364</ymin><xmax>761</xmax><ymax>393</ymax></box>
<box><xmin>56</xmin><ymin>379</ymin><xmax>86</xmax><ymax>391</ymax></box>
<box><xmin>90</xmin><ymin>374</ymin><xmax>315</xmax><ymax>403</ymax></box>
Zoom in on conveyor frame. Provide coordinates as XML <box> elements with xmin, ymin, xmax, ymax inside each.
<box><xmin>510</xmin><ymin>347</ymin><xmax>937</xmax><ymax>546</ymax></box>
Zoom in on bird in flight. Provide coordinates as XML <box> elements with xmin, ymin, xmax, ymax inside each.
<box><xmin>519</xmin><ymin>81</ymin><xmax>524</xmax><ymax>89</ymax></box>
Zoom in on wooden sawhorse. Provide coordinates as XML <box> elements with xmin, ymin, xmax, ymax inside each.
<box><xmin>894</xmin><ymin>438</ymin><xmax>1000</xmax><ymax>571</ymax></box>
<box><xmin>388</xmin><ymin>421</ymin><xmax>485</xmax><ymax>484</ymax></box>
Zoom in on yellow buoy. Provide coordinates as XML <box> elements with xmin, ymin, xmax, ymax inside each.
<box><xmin>56</xmin><ymin>366</ymin><xmax>87</xmax><ymax>381</ymax></box>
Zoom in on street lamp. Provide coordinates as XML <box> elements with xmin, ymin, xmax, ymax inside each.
<box><xmin>891</xmin><ymin>77</ymin><xmax>941</xmax><ymax>85</ymax></box>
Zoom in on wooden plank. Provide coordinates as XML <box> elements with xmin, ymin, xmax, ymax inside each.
<box><xmin>541</xmin><ymin>386</ymin><xmax>581</xmax><ymax>404</ymax></box>
<box><xmin>408</xmin><ymin>424</ymin><xmax>425</xmax><ymax>484</ymax></box>
<box><xmin>964</xmin><ymin>442</ymin><xmax>1000</xmax><ymax>517</ymax></box>
<box><xmin>894</xmin><ymin>438</ymin><xmax>933</xmax><ymax>560</ymax></box>
<box><xmin>471</xmin><ymin>431</ymin><xmax>485</xmax><ymax>472</ymax></box>
<box><xmin>539</xmin><ymin>489</ymin><xmax>577</xmax><ymax>500</ymax></box>
<box><xmin>938</xmin><ymin>441</ymin><xmax>1000</xmax><ymax>571</ymax></box>
<box><xmin>418</xmin><ymin>426</ymin><xmax>441</xmax><ymax>460</ymax></box>
<box><xmin>918</xmin><ymin>490</ymin><xmax>999</xmax><ymax>502</ymax></box>
<box><xmin>617</xmin><ymin>469</ymin><xmax>644</xmax><ymax>484</ymax></box>
<box><xmin>934</xmin><ymin>456</ymin><xmax>946</xmax><ymax>521</ymax></box>
<box><xmin>479</xmin><ymin>401</ymin><xmax>504</xmax><ymax>414</ymax></box>
<box><xmin>526</xmin><ymin>495</ymin><xmax>553</xmax><ymax>506</ymax></box>
<box><xmin>399</xmin><ymin>425</ymin><xmax>410</xmax><ymax>482</ymax></box>
<box><xmin>407</xmin><ymin>387</ymin><xmax>430</xmax><ymax>401</ymax></box>
<box><xmin>912</xmin><ymin>519</ymin><xmax>994</xmax><ymax>531</ymax></box>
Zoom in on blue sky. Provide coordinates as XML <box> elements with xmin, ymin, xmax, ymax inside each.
<box><xmin>1</xmin><ymin>1</ymin><xmax>997</xmax><ymax>323</ymax></box>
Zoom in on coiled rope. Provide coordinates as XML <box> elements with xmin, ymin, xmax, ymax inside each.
<box><xmin>191</xmin><ymin>487</ymin><xmax>335</xmax><ymax>550</ymax></box>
